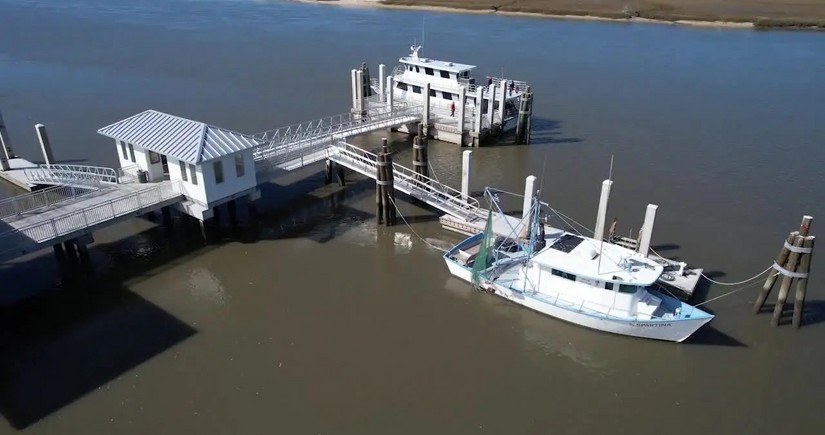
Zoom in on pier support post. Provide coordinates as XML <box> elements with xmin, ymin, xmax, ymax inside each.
<box><xmin>378</xmin><ymin>64</ymin><xmax>386</xmax><ymax>102</ymax></box>
<box><xmin>228</xmin><ymin>200</ymin><xmax>238</xmax><ymax>227</ymax></box>
<box><xmin>792</xmin><ymin>236</ymin><xmax>815</xmax><ymax>328</ymax></box>
<box><xmin>75</xmin><ymin>239</ymin><xmax>91</xmax><ymax>268</ymax></box>
<box><xmin>413</xmin><ymin>124</ymin><xmax>428</xmax><ymax>182</ymax></box>
<box><xmin>461</xmin><ymin>150</ymin><xmax>472</xmax><ymax>199</ymax></box>
<box><xmin>336</xmin><ymin>165</ymin><xmax>345</xmax><ymax>187</ymax></box>
<box><xmin>772</xmin><ymin>234</ymin><xmax>805</xmax><ymax>326</ymax></box>
<box><xmin>63</xmin><ymin>240</ymin><xmax>77</xmax><ymax>258</ymax></box>
<box><xmin>53</xmin><ymin>243</ymin><xmax>66</xmax><ymax>262</ymax></box>
<box><xmin>515</xmin><ymin>87</ymin><xmax>534</xmax><ymax>145</ymax></box>
<box><xmin>522</xmin><ymin>175</ymin><xmax>537</xmax><ymax>221</ymax></box>
<box><xmin>594</xmin><ymin>180</ymin><xmax>613</xmax><ymax>242</ymax></box>
<box><xmin>0</xmin><ymin>109</ymin><xmax>14</xmax><ymax>169</ymax></box>
<box><xmin>637</xmin><ymin>204</ymin><xmax>658</xmax><ymax>257</ymax></box>
<box><xmin>458</xmin><ymin>86</ymin><xmax>467</xmax><ymax>145</ymax></box>
<box><xmin>351</xmin><ymin>69</ymin><xmax>359</xmax><ymax>114</ymax></box>
<box><xmin>423</xmin><ymin>83</ymin><xmax>431</xmax><ymax>135</ymax></box>
<box><xmin>753</xmin><ymin>216</ymin><xmax>812</xmax><ymax>314</ymax></box>
<box><xmin>473</xmin><ymin>87</ymin><xmax>483</xmax><ymax>146</ymax></box>
<box><xmin>387</xmin><ymin>76</ymin><xmax>394</xmax><ymax>109</ymax></box>
<box><xmin>487</xmin><ymin>83</ymin><xmax>496</xmax><ymax>131</ymax></box>
<box><xmin>161</xmin><ymin>206</ymin><xmax>173</xmax><ymax>228</ymax></box>
<box><xmin>35</xmin><ymin>123</ymin><xmax>55</xmax><ymax>166</ymax></box>
<box><xmin>376</xmin><ymin>138</ymin><xmax>396</xmax><ymax>226</ymax></box>
<box><xmin>356</xmin><ymin>69</ymin><xmax>365</xmax><ymax>122</ymax></box>
<box><xmin>498</xmin><ymin>80</ymin><xmax>507</xmax><ymax>126</ymax></box>
<box><xmin>325</xmin><ymin>159</ymin><xmax>333</xmax><ymax>185</ymax></box>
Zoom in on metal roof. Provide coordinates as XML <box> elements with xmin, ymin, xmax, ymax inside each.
<box><xmin>97</xmin><ymin>110</ymin><xmax>262</xmax><ymax>165</ymax></box>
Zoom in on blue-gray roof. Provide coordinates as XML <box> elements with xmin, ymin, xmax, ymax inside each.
<box><xmin>97</xmin><ymin>110</ymin><xmax>262</xmax><ymax>165</ymax></box>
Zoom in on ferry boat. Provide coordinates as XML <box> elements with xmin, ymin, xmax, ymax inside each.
<box><xmin>443</xmin><ymin>191</ymin><xmax>714</xmax><ymax>343</ymax></box>
<box><xmin>389</xmin><ymin>45</ymin><xmax>526</xmax><ymax>137</ymax></box>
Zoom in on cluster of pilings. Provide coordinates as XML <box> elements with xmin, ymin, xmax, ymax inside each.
<box><xmin>753</xmin><ymin>215</ymin><xmax>816</xmax><ymax>328</ymax></box>
<box><xmin>375</xmin><ymin>138</ymin><xmax>396</xmax><ymax>226</ymax></box>
<box><xmin>412</xmin><ymin>123</ymin><xmax>429</xmax><ymax>182</ymax></box>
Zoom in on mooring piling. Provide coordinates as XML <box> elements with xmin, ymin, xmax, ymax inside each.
<box><xmin>792</xmin><ymin>236</ymin><xmax>815</xmax><ymax>328</ymax></box>
<box><xmin>461</xmin><ymin>150</ymin><xmax>472</xmax><ymax>198</ymax></box>
<box><xmin>375</xmin><ymin>137</ymin><xmax>396</xmax><ymax>226</ymax></box>
<box><xmin>35</xmin><ymin>123</ymin><xmax>56</xmax><ymax>165</ymax></box>
<box><xmin>753</xmin><ymin>231</ymin><xmax>798</xmax><ymax>313</ymax></box>
<box><xmin>515</xmin><ymin>86</ymin><xmax>533</xmax><ymax>145</ymax></box>
<box><xmin>772</xmin><ymin>234</ymin><xmax>805</xmax><ymax>326</ymax></box>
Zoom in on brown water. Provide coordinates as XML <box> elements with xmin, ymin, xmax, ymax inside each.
<box><xmin>2</xmin><ymin>1</ymin><xmax>825</xmax><ymax>433</ymax></box>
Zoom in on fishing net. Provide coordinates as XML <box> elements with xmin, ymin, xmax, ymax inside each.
<box><xmin>471</xmin><ymin>209</ymin><xmax>494</xmax><ymax>289</ymax></box>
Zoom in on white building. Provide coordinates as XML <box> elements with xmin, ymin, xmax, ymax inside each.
<box><xmin>98</xmin><ymin>110</ymin><xmax>262</xmax><ymax>221</ymax></box>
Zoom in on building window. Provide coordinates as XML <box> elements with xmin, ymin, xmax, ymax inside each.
<box><xmin>551</xmin><ymin>269</ymin><xmax>576</xmax><ymax>281</ymax></box>
<box><xmin>618</xmin><ymin>284</ymin><xmax>637</xmax><ymax>294</ymax></box>
<box><xmin>415</xmin><ymin>66</ymin><xmax>419</xmax><ymax>73</ymax></box>
<box><xmin>189</xmin><ymin>164</ymin><xmax>198</xmax><ymax>185</ymax></box>
<box><xmin>429</xmin><ymin>89</ymin><xmax>436</xmax><ymax>97</ymax></box>
<box><xmin>128</xmin><ymin>143</ymin><xmax>136</xmax><ymax>162</ymax></box>
<box><xmin>213</xmin><ymin>160</ymin><xmax>224</xmax><ymax>184</ymax></box>
<box><xmin>235</xmin><ymin>154</ymin><xmax>245</xmax><ymax>177</ymax></box>
<box><xmin>412</xmin><ymin>85</ymin><xmax>421</xmax><ymax>94</ymax></box>
<box><xmin>425</xmin><ymin>67</ymin><xmax>434</xmax><ymax>76</ymax></box>
<box><xmin>442</xmin><ymin>92</ymin><xmax>452</xmax><ymax>100</ymax></box>
<box><xmin>440</xmin><ymin>70</ymin><xmax>451</xmax><ymax>79</ymax></box>
<box><xmin>397</xmin><ymin>82</ymin><xmax>408</xmax><ymax>91</ymax></box>
<box><xmin>179</xmin><ymin>160</ymin><xmax>188</xmax><ymax>181</ymax></box>
<box><xmin>119</xmin><ymin>141</ymin><xmax>128</xmax><ymax>160</ymax></box>
<box><xmin>605</xmin><ymin>282</ymin><xmax>614</xmax><ymax>291</ymax></box>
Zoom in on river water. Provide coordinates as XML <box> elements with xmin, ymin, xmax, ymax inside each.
<box><xmin>1</xmin><ymin>0</ymin><xmax>825</xmax><ymax>433</ymax></box>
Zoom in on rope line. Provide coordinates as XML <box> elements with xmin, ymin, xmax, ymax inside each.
<box><xmin>387</xmin><ymin>196</ymin><xmax>448</xmax><ymax>253</ymax></box>
<box><xmin>648</xmin><ymin>246</ymin><xmax>773</xmax><ymax>287</ymax></box>
<box><xmin>694</xmin><ymin>280</ymin><xmax>766</xmax><ymax>307</ymax></box>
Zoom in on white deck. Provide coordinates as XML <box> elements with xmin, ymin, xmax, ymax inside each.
<box><xmin>0</xmin><ymin>158</ymin><xmax>39</xmax><ymax>191</ymax></box>
<box><xmin>0</xmin><ymin>180</ymin><xmax>183</xmax><ymax>262</ymax></box>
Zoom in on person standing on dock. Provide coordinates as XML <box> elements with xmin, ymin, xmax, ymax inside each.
<box><xmin>450</xmin><ymin>101</ymin><xmax>455</xmax><ymax>117</ymax></box>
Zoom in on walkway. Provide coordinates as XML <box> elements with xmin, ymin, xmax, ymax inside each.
<box><xmin>252</xmin><ymin>102</ymin><xmax>421</xmax><ymax>173</ymax></box>
<box><xmin>0</xmin><ymin>180</ymin><xmax>183</xmax><ymax>263</ymax></box>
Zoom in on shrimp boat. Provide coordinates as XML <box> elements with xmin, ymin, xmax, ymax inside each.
<box><xmin>443</xmin><ymin>188</ymin><xmax>714</xmax><ymax>342</ymax></box>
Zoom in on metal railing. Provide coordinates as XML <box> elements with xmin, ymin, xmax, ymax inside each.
<box><xmin>329</xmin><ymin>141</ymin><xmax>481</xmax><ymax>221</ymax></box>
<box><xmin>118</xmin><ymin>164</ymin><xmax>140</xmax><ymax>184</ymax></box>
<box><xmin>24</xmin><ymin>164</ymin><xmax>119</xmax><ymax>187</ymax></box>
<box><xmin>251</xmin><ymin>102</ymin><xmax>422</xmax><ymax>164</ymax></box>
<box><xmin>0</xmin><ymin>181</ymin><xmax>183</xmax><ymax>258</ymax></box>
<box><xmin>0</xmin><ymin>184</ymin><xmax>104</xmax><ymax>220</ymax></box>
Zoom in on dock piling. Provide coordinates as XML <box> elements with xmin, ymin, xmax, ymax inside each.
<box><xmin>594</xmin><ymin>180</ymin><xmax>613</xmax><ymax>242</ymax></box>
<box><xmin>473</xmin><ymin>87</ymin><xmax>483</xmax><ymax>146</ymax></box>
<box><xmin>387</xmin><ymin>75</ymin><xmax>394</xmax><ymax>109</ymax></box>
<box><xmin>461</xmin><ymin>150</ymin><xmax>472</xmax><ymax>198</ymax></box>
<box><xmin>35</xmin><ymin>123</ymin><xmax>56</xmax><ymax>165</ymax></box>
<box><xmin>515</xmin><ymin>87</ymin><xmax>533</xmax><ymax>145</ymax></box>
<box><xmin>754</xmin><ymin>216</ymin><xmax>812</xmax><ymax>314</ymax></box>
<box><xmin>378</xmin><ymin>64</ymin><xmax>386</xmax><ymax>102</ymax></box>
<box><xmin>375</xmin><ymin>138</ymin><xmax>396</xmax><ymax>226</ymax></box>
<box><xmin>458</xmin><ymin>86</ymin><xmax>467</xmax><ymax>145</ymax></box>
<box><xmin>0</xmin><ymin>109</ymin><xmax>14</xmax><ymax>164</ymax></box>
<box><xmin>423</xmin><ymin>83</ymin><xmax>431</xmax><ymax>135</ymax></box>
<box><xmin>325</xmin><ymin>159</ymin><xmax>333</xmax><ymax>185</ymax></box>
<box><xmin>498</xmin><ymin>80</ymin><xmax>507</xmax><ymax>126</ymax></box>
<box><xmin>487</xmin><ymin>83</ymin><xmax>496</xmax><ymax>130</ymax></box>
<box><xmin>637</xmin><ymin>204</ymin><xmax>658</xmax><ymax>257</ymax></box>
<box><xmin>350</xmin><ymin>69</ymin><xmax>358</xmax><ymax>114</ymax></box>
<box><xmin>772</xmin><ymin>234</ymin><xmax>805</xmax><ymax>326</ymax></box>
<box><xmin>792</xmin><ymin>236</ymin><xmax>815</xmax><ymax>328</ymax></box>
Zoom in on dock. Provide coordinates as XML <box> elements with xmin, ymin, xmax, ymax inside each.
<box><xmin>0</xmin><ymin>158</ymin><xmax>38</xmax><ymax>192</ymax></box>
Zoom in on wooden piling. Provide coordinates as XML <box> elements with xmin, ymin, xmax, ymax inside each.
<box><xmin>754</xmin><ymin>216</ymin><xmax>813</xmax><ymax>314</ymax></box>
<box><xmin>772</xmin><ymin>234</ymin><xmax>805</xmax><ymax>326</ymax></box>
<box><xmin>383</xmin><ymin>143</ymin><xmax>396</xmax><ymax>226</ymax></box>
<box><xmin>376</xmin><ymin>148</ymin><xmax>385</xmax><ymax>225</ymax></box>
<box><xmin>515</xmin><ymin>87</ymin><xmax>533</xmax><ymax>145</ymax></box>
<box><xmin>325</xmin><ymin>160</ymin><xmax>333</xmax><ymax>185</ymax></box>
<box><xmin>793</xmin><ymin>236</ymin><xmax>815</xmax><ymax>328</ymax></box>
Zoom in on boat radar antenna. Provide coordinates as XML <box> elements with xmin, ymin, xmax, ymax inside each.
<box><xmin>410</xmin><ymin>40</ymin><xmax>421</xmax><ymax>59</ymax></box>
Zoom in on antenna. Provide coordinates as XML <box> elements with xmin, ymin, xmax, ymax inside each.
<box><xmin>421</xmin><ymin>15</ymin><xmax>425</xmax><ymax>49</ymax></box>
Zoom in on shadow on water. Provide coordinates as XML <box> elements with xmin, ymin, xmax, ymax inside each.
<box><xmin>525</xmin><ymin>118</ymin><xmax>583</xmax><ymax>146</ymax></box>
<box><xmin>0</xmin><ymin>238</ymin><xmax>200</xmax><ymax>430</ymax></box>
<box><xmin>759</xmin><ymin>300</ymin><xmax>825</xmax><ymax>327</ymax></box>
<box><xmin>684</xmin><ymin>324</ymin><xmax>746</xmax><ymax>347</ymax></box>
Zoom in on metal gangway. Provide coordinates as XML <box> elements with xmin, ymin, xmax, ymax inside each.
<box><xmin>327</xmin><ymin>141</ymin><xmax>484</xmax><ymax>222</ymax></box>
<box><xmin>252</xmin><ymin>102</ymin><xmax>422</xmax><ymax>172</ymax></box>
<box><xmin>23</xmin><ymin>164</ymin><xmax>120</xmax><ymax>188</ymax></box>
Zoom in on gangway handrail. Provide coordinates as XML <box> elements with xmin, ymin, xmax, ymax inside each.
<box><xmin>24</xmin><ymin>164</ymin><xmax>120</xmax><ymax>186</ymax></box>
<box><xmin>0</xmin><ymin>184</ymin><xmax>104</xmax><ymax>220</ymax></box>
<box><xmin>0</xmin><ymin>181</ymin><xmax>183</xmax><ymax>257</ymax></box>
<box><xmin>331</xmin><ymin>142</ymin><xmax>480</xmax><ymax>220</ymax></box>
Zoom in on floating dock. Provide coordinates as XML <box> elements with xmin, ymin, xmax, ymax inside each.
<box><xmin>0</xmin><ymin>158</ymin><xmax>38</xmax><ymax>191</ymax></box>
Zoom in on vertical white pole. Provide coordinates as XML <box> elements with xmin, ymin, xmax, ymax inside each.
<box><xmin>638</xmin><ymin>204</ymin><xmax>658</xmax><ymax>257</ymax></box>
<box><xmin>350</xmin><ymin>69</ymin><xmax>358</xmax><ymax>112</ymax></box>
<box><xmin>522</xmin><ymin>175</ymin><xmax>537</xmax><ymax>221</ymax></box>
<box><xmin>378</xmin><ymin>64</ymin><xmax>386</xmax><ymax>103</ymax></box>
<box><xmin>487</xmin><ymin>83</ymin><xmax>496</xmax><ymax>128</ymax></box>
<box><xmin>593</xmin><ymin>179</ymin><xmax>613</xmax><ymax>242</ymax></box>
<box><xmin>356</xmin><ymin>70</ymin><xmax>364</xmax><ymax>119</ymax></box>
<box><xmin>35</xmin><ymin>123</ymin><xmax>55</xmax><ymax>166</ymax></box>
<box><xmin>423</xmin><ymin>82</ymin><xmax>431</xmax><ymax>131</ymax></box>
<box><xmin>0</xmin><ymin>109</ymin><xmax>12</xmax><ymax>170</ymax></box>
<box><xmin>498</xmin><ymin>80</ymin><xmax>507</xmax><ymax>124</ymax></box>
<box><xmin>387</xmin><ymin>76</ymin><xmax>394</xmax><ymax>109</ymax></box>
<box><xmin>457</xmin><ymin>86</ymin><xmax>466</xmax><ymax>144</ymax></box>
<box><xmin>461</xmin><ymin>150</ymin><xmax>472</xmax><ymax>198</ymax></box>
<box><xmin>474</xmin><ymin>87</ymin><xmax>483</xmax><ymax>135</ymax></box>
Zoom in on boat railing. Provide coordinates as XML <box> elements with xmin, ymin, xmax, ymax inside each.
<box><xmin>528</xmin><ymin>286</ymin><xmax>697</xmax><ymax>322</ymax></box>
<box><xmin>490</xmin><ymin>76</ymin><xmax>529</xmax><ymax>93</ymax></box>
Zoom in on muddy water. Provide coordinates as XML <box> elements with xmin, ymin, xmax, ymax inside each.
<box><xmin>1</xmin><ymin>0</ymin><xmax>825</xmax><ymax>433</ymax></box>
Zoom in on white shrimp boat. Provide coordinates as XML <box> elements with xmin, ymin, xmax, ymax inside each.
<box><xmin>443</xmin><ymin>190</ymin><xmax>714</xmax><ymax>342</ymax></box>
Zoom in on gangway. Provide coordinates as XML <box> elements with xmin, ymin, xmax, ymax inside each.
<box><xmin>23</xmin><ymin>164</ymin><xmax>120</xmax><ymax>188</ymax></box>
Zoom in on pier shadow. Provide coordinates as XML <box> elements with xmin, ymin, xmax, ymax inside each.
<box><xmin>0</xmin><ymin>255</ymin><xmax>197</xmax><ymax>430</ymax></box>
<box><xmin>525</xmin><ymin>118</ymin><xmax>583</xmax><ymax>146</ymax></box>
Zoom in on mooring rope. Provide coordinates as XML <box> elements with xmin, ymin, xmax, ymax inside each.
<box><xmin>694</xmin><ymin>280</ymin><xmax>766</xmax><ymax>307</ymax></box>
<box><xmin>387</xmin><ymin>195</ymin><xmax>448</xmax><ymax>253</ymax></box>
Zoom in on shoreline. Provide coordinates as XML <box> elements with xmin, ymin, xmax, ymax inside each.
<box><xmin>299</xmin><ymin>0</ymin><xmax>825</xmax><ymax>31</ymax></box>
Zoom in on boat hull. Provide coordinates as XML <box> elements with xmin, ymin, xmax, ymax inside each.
<box><xmin>443</xmin><ymin>257</ymin><xmax>712</xmax><ymax>342</ymax></box>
